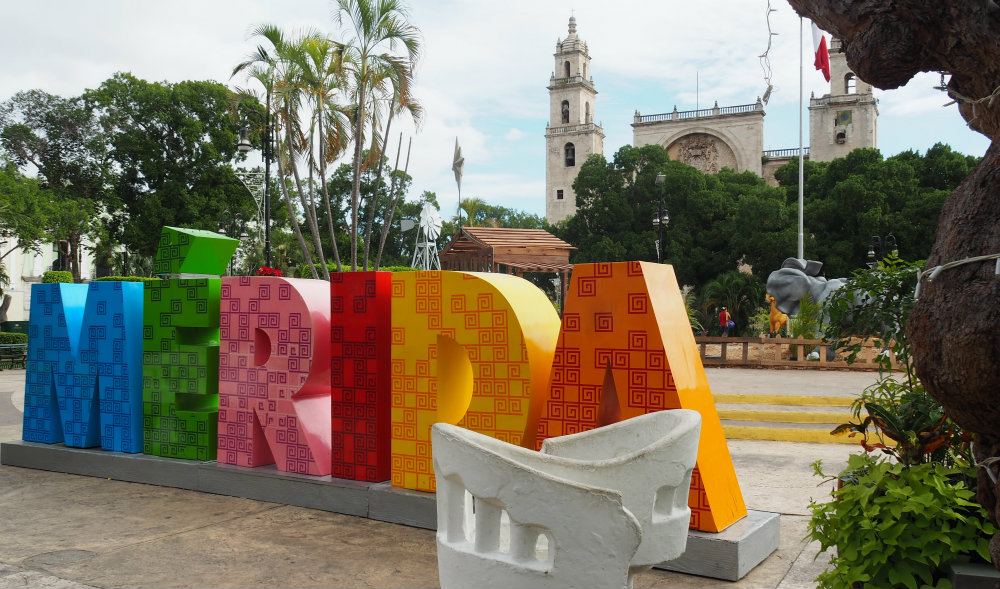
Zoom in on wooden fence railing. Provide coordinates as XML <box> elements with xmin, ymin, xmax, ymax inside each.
<box><xmin>694</xmin><ymin>336</ymin><xmax>897</xmax><ymax>370</ymax></box>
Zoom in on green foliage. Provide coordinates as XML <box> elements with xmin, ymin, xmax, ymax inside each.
<box><xmin>93</xmin><ymin>276</ymin><xmax>162</xmax><ymax>284</ymax></box>
<box><xmin>85</xmin><ymin>73</ymin><xmax>251</xmax><ymax>258</ymax></box>
<box><xmin>824</xmin><ymin>254</ymin><xmax>919</xmax><ymax>375</ymax></box>
<box><xmin>295</xmin><ymin>263</ymin><xmax>418</xmax><ymax>277</ymax></box>
<box><xmin>0</xmin><ymin>332</ymin><xmax>28</xmax><ymax>344</ymax></box>
<box><xmin>681</xmin><ymin>290</ymin><xmax>704</xmax><ymax>335</ymax></box>
<box><xmin>41</xmin><ymin>270</ymin><xmax>73</xmax><ymax>283</ymax></box>
<box><xmin>809</xmin><ymin>454</ymin><xmax>993</xmax><ymax>589</ymax></box>
<box><xmin>699</xmin><ymin>270</ymin><xmax>765</xmax><ymax>336</ymax></box>
<box><xmin>832</xmin><ymin>378</ymin><xmax>968</xmax><ymax>467</ymax></box>
<box><xmin>452</xmin><ymin>197</ymin><xmax>545</xmax><ymax>229</ymax></box>
<box><xmin>788</xmin><ymin>294</ymin><xmax>822</xmax><ymax>340</ymax></box>
<box><xmin>775</xmin><ymin>145</ymin><xmax>977</xmax><ymax>278</ymax></box>
<box><xmin>319</xmin><ymin>157</ymin><xmax>415</xmax><ymax>268</ymax></box>
<box><xmin>556</xmin><ymin>143</ymin><xmax>796</xmax><ymax>287</ymax></box>
<box><xmin>0</xmin><ymin>90</ymin><xmax>109</xmax><ymax>281</ymax></box>
<box><xmin>823</xmin><ymin>255</ymin><xmax>968</xmax><ymax>466</ymax></box>
<box><xmin>0</xmin><ymin>161</ymin><xmax>49</xmax><ymax>261</ymax></box>
<box><xmin>746</xmin><ymin>306</ymin><xmax>771</xmax><ymax>337</ymax></box>
<box><xmin>811</xmin><ymin>255</ymin><xmax>984</xmax><ymax>586</ymax></box>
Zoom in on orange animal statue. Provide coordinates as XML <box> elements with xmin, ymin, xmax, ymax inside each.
<box><xmin>765</xmin><ymin>294</ymin><xmax>788</xmax><ymax>337</ymax></box>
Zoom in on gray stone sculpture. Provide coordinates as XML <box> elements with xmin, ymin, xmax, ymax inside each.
<box><xmin>766</xmin><ymin>258</ymin><xmax>847</xmax><ymax>316</ymax></box>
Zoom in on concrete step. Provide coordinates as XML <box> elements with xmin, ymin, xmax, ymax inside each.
<box><xmin>712</xmin><ymin>392</ymin><xmax>862</xmax><ymax>444</ymax></box>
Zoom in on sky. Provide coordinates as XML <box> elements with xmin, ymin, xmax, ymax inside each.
<box><xmin>0</xmin><ymin>0</ymin><xmax>990</xmax><ymax>220</ymax></box>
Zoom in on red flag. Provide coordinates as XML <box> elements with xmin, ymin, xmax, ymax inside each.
<box><xmin>812</xmin><ymin>23</ymin><xmax>830</xmax><ymax>82</ymax></box>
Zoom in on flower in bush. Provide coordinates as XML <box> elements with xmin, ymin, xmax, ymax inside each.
<box><xmin>256</xmin><ymin>266</ymin><xmax>283</xmax><ymax>277</ymax></box>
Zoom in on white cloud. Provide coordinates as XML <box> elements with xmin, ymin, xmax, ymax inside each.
<box><xmin>0</xmin><ymin>0</ymin><xmax>990</xmax><ymax>222</ymax></box>
<box><xmin>504</xmin><ymin>128</ymin><xmax>526</xmax><ymax>142</ymax></box>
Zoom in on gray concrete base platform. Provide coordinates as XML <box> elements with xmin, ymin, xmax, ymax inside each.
<box><xmin>949</xmin><ymin>561</ymin><xmax>1000</xmax><ymax>589</ymax></box>
<box><xmin>657</xmin><ymin>509</ymin><xmax>780</xmax><ymax>581</ymax></box>
<box><xmin>1</xmin><ymin>439</ymin><xmax>778</xmax><ymax>581</ymax></box>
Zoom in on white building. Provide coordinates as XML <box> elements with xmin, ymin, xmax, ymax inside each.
<box><xmin>1</xmin><ymin>240</ymin><xmax>95</xmax><ymax>323</ymax></box>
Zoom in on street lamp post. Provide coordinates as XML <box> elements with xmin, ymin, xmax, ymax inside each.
<box><xmin>653</xmin><ymin>172</ymin><xmax>670</xmax><ymax>263</ymax></box>
<box><xmin>867</xmin><ymin>233</ymin><xmax>898</xmax><ymax>268</ymax></box>
<box><xmin>237</xmin><ymin>88</ymin><xmax>273</xmax><ymax>269</ymax></box>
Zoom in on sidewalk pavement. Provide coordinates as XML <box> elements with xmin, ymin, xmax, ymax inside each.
<box><xmin>0</xmin><ymin>368</ymin><xmax>871</xmax><ymax>588</ymax></box>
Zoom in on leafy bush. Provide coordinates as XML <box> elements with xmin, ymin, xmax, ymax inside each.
<box><xmin>809</xmin><ymin>454</ymin><xmax>994</xmax><ymax>589</ymax></box>
<box><xmin>832</xmin><ymin>377</ymin><xmax>967</xmax><ymax>467</ymax></box>
<box><xmin>42</xmin><ymin>271</ymin><xmax>73</xmax><ymax>283</ymax></box>
<box><xmin>788</xmin><ymin>293</ymin><xmax>822</xmax><ymax>339</ymax></box>
<box><xmin>93</xmin><ymin>276</ymin><xmax>162</xmax><ymax>284</ymax></box>
<box><xmin>745</xmin><ymin>306</ymin><xmax>770</xmax><ymax>337</ymax></box>
<box><xmin>824</xmin><ymin>254</ymin><xmax>919</xmax><ymax>374</ymax></box>
<box><xmin>0</xmin><ymin>332</ymin><xmax>27</xmax><ymax>344</ymax></box>
<box><xmin>295</xmin><ymin>264</ymin><xmax>419</xmax><ymax>278</ymax></box>
<box><xmin>822</xmin><ymin>256</ymin><xmax>967</xmax><ymax>466</ymax></box>
<box><xmin>683</xmin><ymin>290</ymin><xmax>704</xmax><ymax>335</ymax></box>
<box><xmin>810</xmin><ymin>256</ymin><xmax>987</xmax><ymax>587</ymax></box>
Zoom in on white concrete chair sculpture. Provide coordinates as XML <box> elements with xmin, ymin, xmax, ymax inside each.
<box><xmin>432</xmin><ymin>409</ymin><xmax>701</xmax><ymax>589</ymax></box>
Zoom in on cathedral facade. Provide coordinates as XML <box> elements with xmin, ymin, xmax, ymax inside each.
<box><xmin>544</xmin><ymin>18</ymin><xmax>878</xmax><ymax>224</ymax></box>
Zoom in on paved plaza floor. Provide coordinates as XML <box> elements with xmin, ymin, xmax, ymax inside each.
<box><xmin>0</xmin><ymin>368</ymin><xmax>875</xmax><ymax>588</ymax></box>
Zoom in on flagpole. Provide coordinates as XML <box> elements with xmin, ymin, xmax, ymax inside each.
<box><xmin>797</xmin><ymin>16</ymin><xmax>805</xmax><ymax>259</ymax></box>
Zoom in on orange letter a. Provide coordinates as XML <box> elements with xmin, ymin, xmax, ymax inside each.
<box><xmin>536</xmin><ymin>261</ymin><xmax>747</xmax><ymax>532</ymax></box>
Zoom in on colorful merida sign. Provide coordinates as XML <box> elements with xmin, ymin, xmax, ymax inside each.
<box><xmin>22</xmin><ymin>227</ymin><xmax>746</xmax><ymax>533</ymax></box>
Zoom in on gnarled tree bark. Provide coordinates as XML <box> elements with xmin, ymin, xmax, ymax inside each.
<box><xmin>786</xmin><ymin>0</ymin><xmax>1000</xmax><ymax>569</ymax></box>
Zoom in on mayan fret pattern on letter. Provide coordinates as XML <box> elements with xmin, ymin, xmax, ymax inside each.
<box><xmin>218</xmin><ymin>277</ymin><xmax>332</xmax><ymax>475</ymax></box>
<box><xmin>331</xmin><ymin>272</ymin><xmax>391</xmax><ymax>482</ymax></box>
<box><xmin>390</xmin><ymin>271</ymin><xmax>560</xmax><ymax>492</ymax></box>
<box><xmin>536</xmin><ymin>261</ymin><xmax>747</xmax><ymax>533</ymax></box>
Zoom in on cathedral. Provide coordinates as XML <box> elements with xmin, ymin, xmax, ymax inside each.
<box><xmin>544</xmin><ymin>17</ymin><xmax>878</xmax><ymax>224</ymax></box>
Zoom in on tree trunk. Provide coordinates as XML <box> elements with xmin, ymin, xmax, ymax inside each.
<box><xmin>317</xmin><ymin>105</ymin><xmax>343</xmax><ymax>273</ymax></box>
<box><xmin>350</xmin><ymin>79</ymin><xmax>368</xmax><ymax>272</ymax></box>
<box><xmin>285</xmin><ymin>114</ymin><xmax>329</xmax><ymax>281</ymax></box>
<box><xmin>275</xmin><ymin>149</ymin><xmax>317</xmax><ymax>280</ymax></box>
<box><xmin>363</xmin><ymin>106</ymin><xmax>394</xmax><ymax>270</ymax></box>
<box><xmin>786</xmin><ymin>0</ymin><xmax>1000</xmax><ymax>568</ymax></box>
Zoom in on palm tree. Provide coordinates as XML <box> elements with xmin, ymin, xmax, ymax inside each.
<box><xmin>334</xmin><ymin>0</ymin><xmax>421</xmax><ymax>271</ymax></box>
<box><xmin>457</xmin><ymin>197</ymin><xmax>498</xmax><ymax>228</ymax></box>
<box><xmin>296</xmin><ymin>34</ymin><xmax>351</xmax><ymax>273</ymax></box>
<box><xmin>233</xmin><ymin>27</ymin><xmax>320</xmax><ymax>278</ymax></box>
<box><xmin>701</xmin><ymin>271</ymin><xmax>766</xmax><ymax>335</ymax></box>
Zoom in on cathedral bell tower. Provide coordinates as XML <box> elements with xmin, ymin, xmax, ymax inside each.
<box><xmin>808</xmin><ymin>38</ymin><xmax>878</xmax><ymax>162</ymax></box>
<box><xmin>545</xmin><ymin>16</ymin><xmax>604</xmax><ymax>224</ymax></box>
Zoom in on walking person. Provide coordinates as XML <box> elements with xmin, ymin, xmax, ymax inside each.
<box><xmin>719</xmin><ymin>306</ymin><xmax>732</xmax><ymax>337</ymax></box>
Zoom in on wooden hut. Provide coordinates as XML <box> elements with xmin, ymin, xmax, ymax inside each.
<box><xmin>439</xmin><ymin>227</ymin><xmax>575</xmax><ymax>307</ymax></box>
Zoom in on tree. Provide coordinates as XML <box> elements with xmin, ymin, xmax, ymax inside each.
<box><xmin>453</xmin><ymin>197</ymin><xmax>545</xmax><ymax>230</ymax></box>
<box><xmin>233</xmin><ymin>26</ymin><xmax>325</xmax><ymax>279</ymax></box>
<box><xmin>558</xmin><ymin>143</ymin><xmax>795</xmax><ymax>288</ymax></box>
<box><xmin>334</xmin><ymin>0</ymin><xmax>421</xmax><ymax>271</ymax></box>
<box><xmin>786</xmin><ymin>0</ymin><xmax>1000</xmax><ymax>569</ymax></box>
<box><xmin>0</xmin><ymin>161</ymin><xmax>49</xmax><ymax>282</ymax></box>
<box><xmin>320</xmin><ymin>151</ymin><xmax>413</xmax><ymax>267</ymax></box>
<box><xmin>700</xmin><ymin>270</ymin><xmax>766</xmax><ymax>336</ymax></box>
<box><xmin>0</xmin><ymin>90</ymin><xmax>109</xmax><ymax>281</ymax></box>
<box><xmin>773</xmin><ymin>146</ymin><xmax>976</xmax><ymax>279</ymax></box>
<box><xmin>85</xmin><ymin>73</ymin><xmax>252</xmax><ymax>258</ymax></box>
<box><xmin>297</xmin><ymin>33</ymin><xmax>350</xmax><ymax>274</ymax></box>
